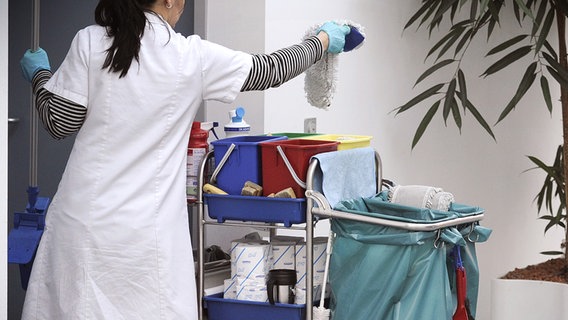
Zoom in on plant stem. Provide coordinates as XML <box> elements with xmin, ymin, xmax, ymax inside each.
<box><xmin>556</xmin><ymin>7</ymin><xmax>568</xmax><ymax>263</ymax></box>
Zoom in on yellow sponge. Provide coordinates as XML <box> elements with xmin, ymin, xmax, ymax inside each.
<box><xmin>203</xmin><ymin>183</ymin><xmax>228</xmax><ymax>195</ymax></box>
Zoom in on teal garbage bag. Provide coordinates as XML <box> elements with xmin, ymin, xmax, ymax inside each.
<box><xmin>328</xmin><ymin>192</ymin><xmax>488</xmax><ymax>320</ymax></box>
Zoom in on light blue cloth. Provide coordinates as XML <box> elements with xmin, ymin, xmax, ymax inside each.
<box><xmin>310</xmin><ymin>147</ymin><xmax>377</xmax><ymax>207</ymax></box>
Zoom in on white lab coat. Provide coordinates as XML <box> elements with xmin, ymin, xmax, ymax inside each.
<box><xmin>22</xmin><ymin>13</ymin><xmax>251</xmax><ymax>319</ymax></box>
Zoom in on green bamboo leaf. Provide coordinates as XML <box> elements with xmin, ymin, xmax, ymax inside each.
<box><xmin>457</xmin><ymin>69</ymin><xmax>468</xmax><ymax>108</ymax></box>
<box><xmin>461</xmin><ymin>95</ymin><xmax>496</xmax><ymax>140</ymax></box>
<box><xmin>396</xmin><ymin>83</ymin><xmax>444</xmax><ymax>114</ymax></box>
<box><xmin>540</xmin><ymin>76</ymin><xmax>553</xmax><ymax>114</ymax></box>
<box><xmin>436</xmin><ymin>28</ymin><xmax>464</xmax><ymax>60</ymax></box>
<box><xmin>543</xmin><ymin>40</ymin><xmax>558</xmax><ymax>60</ymax></box>
<box><xmin>450</xmin><ymin>19</ymin><xmax>475</xmax><ymax>30</ymax></box>
<box><xmin>542</xmin><ymin>52</ymin><xmax>568</xmax><ymax>81</ymax></box>
<box><xmin>450</xmin><ymin>0</ymin><xmax>459</xmax><ymax>22</ymax></box>
<box><xmin>454</xmin><ymin>29</ymin><xmax>473</xmax><ymax>55</ymax></box>
<box><xmin>535</xmin><ymin>8</ymin><xmax>555</xmax><ymax>54</ymax></box>
<box><xmin>528</xmin><ymin>155</ymin><xmax>553</xmax><ymax>173</ymax></box>
<box><xmin>546</xmin><ymin>66</ymin><xmax>568</xmax><ymax>90</ymax></box>
<box><xmin>421</xmin><ymin>2</ymin><xmax>441</xmax><ymax>31</ymax></box>
<box><xmin>404</xmin><ymin>0</ymin><xmax>437</xmax><ymax>30</ymax></box>
<box><xmin>450</xmin><ymin>97</ymin><xmax>462</xmax><ymax>130</ymax></box>
<box><xmin>487</xmin><ymin>0</ymin><xmax>504</xmax><ymax>22</ymax></box>
<box><xmin>496</xmin><ymin>62</ymin><xmax>538</xmax><ymax>123</ymax></box>
<box><xmin>426</xmin><ymin>31</ymin><xmax>458</xmax><ymax>59</ymax></box>
<box><xmin>534</xmin><ymin>178</ymin><xmax>547</xmax><ymax>211</ymax></box>
<box><xmin>414</xmin><ymin>59</ymin><xmax>455</xmax><ymax>86</ymax></box>
<box><xmin>443</xmin><ymin>78</ymin><xmax>457</xmax><ymax>123</ymax></box>
<box><xmin>479</xmin><ymin>0</ymin><xmax>490</xmax><ymax>14</ymax></box>
<box><xmin>487</xmin><ymin>18</ymin><xmax>498</xmax><ymax>40</ymax></box>
<box><xmin>486</xmin><ymin>35</ymin><xmax>528</xmax><ymax>56</ymax></box>
<box><xmin>541</xmin><ymin>251</ymin><xmax>564</xmax><ymax>256</ymax></box>
<box><xmin>482</xmin><ymin>45</ymin><xmax>532</xmax><ymax>77</ymax></box>
<box><xmin>412</xmin><ymin>101</ymin><xmax>440</xmax><ymax>149</ymax></box>
<box><xmin>431</xmin><ymin>0</ymin><xmax>460</xmax><ymax>26</ymax></box>
<box><xmin>428</xmin><ymin>0</ymin><xmax>449</xmax><ymax>35</ymax></box>
<box><xmin>531</xmin><ymin>0</ymin><xmax>548</xmax><ymax>37</ymax></box>
<box><xmin>513</xmin><ymin>0</ymin><xmax>522</xmax><ymax>25</ymax></box>
<box><xmin>426</xmin><ymin>26</ymin><xmax>464</xmax><ymax>60</ymax></box>
<box><xmin>469</xmin><ymin>0</ymin><xmax>478</xmax><ymax>20</ymax></box>
<box><xmin>513</xmin><ymin>0</ymin><xmax>535</xmax><ymax>20</ymax></box>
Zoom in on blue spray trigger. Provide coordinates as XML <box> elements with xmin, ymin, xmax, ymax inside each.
<box><xmin>344</xmin><ymin>26</ymin><xmax>365</xmax><ymax>52</ymax></box>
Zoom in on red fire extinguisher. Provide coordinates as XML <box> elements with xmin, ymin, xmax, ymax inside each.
<box><xmin>187</xmin><ymin>121</ymin><xmax>209</xmax><ymax>203</ymax></box>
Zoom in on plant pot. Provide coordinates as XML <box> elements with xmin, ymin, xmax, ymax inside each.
<box><xmin>491</xmin><ymin>279</ymin><xmax>568</xmax><ymax>319</ymax></box>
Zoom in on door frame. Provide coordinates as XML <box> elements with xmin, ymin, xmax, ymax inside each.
<box><xmin>1</xmin><ymin>0</ymin><xmax>10</xmax><ymax>317</ymax></box>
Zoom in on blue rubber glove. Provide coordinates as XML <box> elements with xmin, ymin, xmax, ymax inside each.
<box><xmin>20</xmin><ymin>48</ymin><xmax>51</xmax><ymax>82</ymax></box>
<box><xmin>317</xmin><ymin>22</ymin><xmax>351</xmax><ymax>54</ymax></box>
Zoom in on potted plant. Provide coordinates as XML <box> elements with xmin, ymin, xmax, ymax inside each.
<box><xmin>397</xmin><ymin>0</ymin><xmax>567</xmax><ymax>318</ymax></box>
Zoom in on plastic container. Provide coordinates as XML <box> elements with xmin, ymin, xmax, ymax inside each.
<box><xmin>204</xmin><ymin>293</ymin><xmax>306</xmax><ymax>320</ymax></box>
<box><xmin>224</xmin><ymin>107</ymin><xmax>250</xmax><ymax>138</ymax></box>
<box><xmin>305</xmin><ymin>134</ymin><xmax>372</xmax><ymax>150</ymax></box>
<box><xmin>204</xmin><ymin>194</ymin><xmax>306</xmax><ymax>227</ymax></box>
<box><xmin>211</xmin><ymin>135</ymin><xmax>287</xmax><ymax>195</ymax></box>
<box><xmin>259</xmin><ymin>139</ymin><xmax>339</xmax><ymax>198</ymax></box>
<box><xmin>265</xmin><ymin>132</ymin><xmax>322</xmax><ymax>139</ymax></box>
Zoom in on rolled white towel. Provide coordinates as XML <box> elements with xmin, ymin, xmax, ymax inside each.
<box><xmin>388</xmin><ymin>185</ymin><xmax>454</xmax><ymax>211</ymax></box>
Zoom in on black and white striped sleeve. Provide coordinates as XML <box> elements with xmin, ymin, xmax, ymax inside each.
<box><xmin>241</xmin><ymin>36</ymin><xmax>324</xmax><ymax>92</ymax></box>
<box><xmin>31</xmin><ymin>70</ymin><xmax>87</xmax><ymax>140</ymax></box>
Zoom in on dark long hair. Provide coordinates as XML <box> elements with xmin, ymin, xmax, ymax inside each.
<box><xmin>94</xmin><ymin>0</ymin><xmax>156</xmax><ymax>78</ymax></box>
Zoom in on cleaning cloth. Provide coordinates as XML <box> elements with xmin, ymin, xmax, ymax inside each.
<box><xmin>303</xmin><ymin>20</ymin><xmax>366</xmax><ymax>109</ymax></box>
<box><xmin>311</xmin><ymin>147</ymin><xmax>376</xmax><ymax>207</ymax></box>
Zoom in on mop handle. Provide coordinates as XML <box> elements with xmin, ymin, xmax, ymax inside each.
<box><xmin>29</xmin><ymin>0</ymin><xmax>40</xmax><ymax>187</ymax></box>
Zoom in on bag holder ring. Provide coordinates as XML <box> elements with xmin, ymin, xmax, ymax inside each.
<box><xmin>466</xmin><ymin>222</ymin><xmax>481</xmax><ymax>243</ymax></box>
<box><xmin>433</xmin><ymin>229</ymin><xmax>445</xmax><ymax>249</ymax></box>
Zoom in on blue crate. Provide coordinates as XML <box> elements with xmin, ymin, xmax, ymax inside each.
<box><xmin>211</xmin><ymin>135</ymin><xmax>287</xmax><ymax>195</ymax></box>
<box><xmin>204</xmin><ymin>194</ymin><xmax>306</xmax><ymax>227</ymax></box>
<box><xmin>204</xmin><ymin>293</ymin><xmax>306</xmax><ymax>320</ymax></box>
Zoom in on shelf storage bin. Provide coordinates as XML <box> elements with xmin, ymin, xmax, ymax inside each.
<box><xmin>211</xmin><ymin>135</ymin><xmax>286</xmax><ymax>195</ymax></box>
<box><xmin>204</xmin><ymin>293</ymin><xmax>306</xmax><ymax>320</ymax></box>
<box><xmin>259</xmin><ymin>139</ymin><xmax>339</xmax><ymax>198</ymax></box>
<box><xmin>304</xmin><ymin>134</ymin><xmax>372</xmax><ymax>150</ymax></box>
<box><xmin>204</xmin><ymin>194</ymin><xmax>307</xmax><ymax>227</ymax></box>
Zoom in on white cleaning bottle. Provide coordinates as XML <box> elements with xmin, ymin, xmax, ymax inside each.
<box><xmin>224</xmin><ymin>107</ymin><xmax>250</xmax><ymax>138</ymax></box>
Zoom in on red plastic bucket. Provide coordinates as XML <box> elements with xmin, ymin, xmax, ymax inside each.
<box><xmin>259</xmin><ymin>139</ymin><xmax>339</xmax><ymax>197</ymax></box>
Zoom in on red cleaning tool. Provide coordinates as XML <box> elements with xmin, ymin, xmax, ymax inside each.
<box><xmin>453</xmin><ymin>246</ymin><xmax>469</xmax><ymax>320</ymax></box>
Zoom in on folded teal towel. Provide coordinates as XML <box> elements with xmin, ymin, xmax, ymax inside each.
<box><xmin>311</xmin><ymin>147</ymin><xmax>377</xmax><ymax>207</ymax></box>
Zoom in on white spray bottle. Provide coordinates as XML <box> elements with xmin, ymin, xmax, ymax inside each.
<box><xmin>224</xmin><ymin>107</ymin><xmax>250</xmax><ymax>138</ymax></box>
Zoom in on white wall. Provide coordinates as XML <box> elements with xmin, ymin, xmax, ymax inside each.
<box><xmin>197</xmin><ymin>0</ymin><xmax>266</xmax><ymax>136</ymax></box>
<box><xmin>201</xmin><ymin>1</ymin><xmax>565</xmax><ymax>319</ymax></box>
<box><xmin>1</xmin><ymin>0</ymin><xmax>8</xmax><ymax>318</ymax></box>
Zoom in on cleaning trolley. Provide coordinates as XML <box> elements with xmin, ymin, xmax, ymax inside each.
<box><xmin>196</xmin><ymin>136</ymin><xmax>489</xmax><ymax>320</ymax></box>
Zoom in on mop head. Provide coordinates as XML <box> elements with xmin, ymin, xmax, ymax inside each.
<box><xmin>304</xmin><ymin>20</ymin><xmax>366</xmax><ymax>110</ymax></box>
